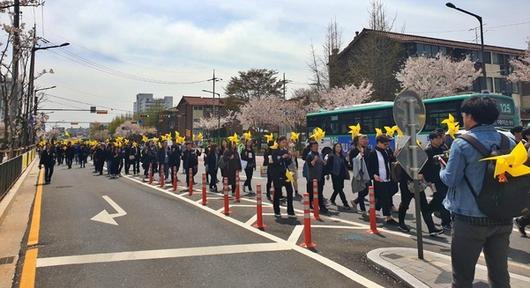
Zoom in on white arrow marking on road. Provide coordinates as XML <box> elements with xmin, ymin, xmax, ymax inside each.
<box><xmin>90</xmin><ymin>195</ymin><xmax>127</xmax><ymax>225</ymax></box>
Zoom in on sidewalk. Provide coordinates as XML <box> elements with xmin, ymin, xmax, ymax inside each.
<box><xmin>0</xmin><ymin>159</ymin><xmax>39</xmax><ymax>288</ymax></box>
<box><xmin>367</xmin><ymin>247</ymin><xmax>530</xmax><ymax>288</ymax></box>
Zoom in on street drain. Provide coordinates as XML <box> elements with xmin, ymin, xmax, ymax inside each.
<box><xmin>0</xmin><ymin>256</ymin><xmax>15</xmax><ymax>265</ymax></box>
<box><xmin>54</xmin><ymin>185</ymin><xmax>73</xmax><ymax>189</ymax></box>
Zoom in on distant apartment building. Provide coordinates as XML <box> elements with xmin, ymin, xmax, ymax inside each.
<box><xmin>133</xmin><ymin>93</ymin><xmax>173</xmax><ymax>114</ymax></box>
<box><xmin>330</xmin><ymin>28</ymin><xmax>530</xmax><ymax>124</ymax></box>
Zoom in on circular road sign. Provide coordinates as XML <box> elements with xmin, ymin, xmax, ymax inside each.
<box><xmin>393</xmin><ymin>89</ymin><xmax>426</xmax><ymax>135</ymax></box>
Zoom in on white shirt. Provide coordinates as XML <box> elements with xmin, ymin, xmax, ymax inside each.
<box><xmin>376</xmin><ymin>150</ymin><xmax>390</xmax><ymax>182</ymax></box>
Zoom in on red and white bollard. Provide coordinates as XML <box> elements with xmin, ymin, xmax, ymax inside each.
<box><xmin>172</xmin><ymin>166</ymin><xmax>177</xmax><ymax>192</ymax></box>
<box><xmin>159</xmin><ymin>164</ymin><xmax>165</xmax><ymax>188</ymax></box>
<box><xmin>235</xmin><ymin>170</ymin><xmax>240</xmax><ymax>203</ymax></box>
<box><xmin>188</xmin><ymin>168</ymin><xmax>193</xmax><ymax>196</ymax></box>
<box><xmin>299</xmin><ymin>193</ymin><xmax>316</xmax><ymax>249</ymax></box>
<box><xmin>223</xmin><ymin>177</ymin><xmax>230</xmax><ymax>216</ymax></box>
<box><xmin>312</xmin><ymin>179</ymin><xmax>320</xmax><ymax>220</ymax></box>
<box><xmin>368</xmin><ymin>185</ymin><xmax>380</xmax><ymax>234</ymax></box>
<box><xmin>253</xmin><ymin>184</ymin><xmax>266</xmax><ymax>230</ymax></box>
<box><xmin>202</xmin><ymin>173</ymin><xmax>207</xmax><ymax>206</ymax></box>
<box><xmin>148</xmin><ymin>163</ymin><xmax>153</xmax><ymax>184</ymax></box>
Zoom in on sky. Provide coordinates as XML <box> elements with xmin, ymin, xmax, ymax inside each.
<box><xmin>24</xmin><ymin>0</ymin><xmax>530</xmax><ymax>128</ymax></box>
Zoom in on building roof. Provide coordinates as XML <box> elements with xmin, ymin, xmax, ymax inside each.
<box><xmin>339</xmin><ymin>28</ymin><xmax>526</xmax><ymax>58</ymax></box>
<box><xmin>178</xmin><ymin>96</ymin><xmax>223</xmax><ymax>107</ymax></box>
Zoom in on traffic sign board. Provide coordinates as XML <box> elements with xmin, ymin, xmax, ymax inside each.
<box><xmin>396</xmin><ymin>138</ymin><xmax>428</xmax><ymax>179</ymax></box>
<box><xmin>393</xmin><ymin>89</ymin><xmax>425</xmax><ymax>135</ymax></box>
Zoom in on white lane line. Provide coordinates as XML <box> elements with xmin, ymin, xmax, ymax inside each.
<box><xmin>36</xmin><ymin>243</ymin><xmax>290</xmax><ymax>268</ymax></box>
<box><xmin>122</xmin><ymin>175</ymin><xmax>384</xmax><ymax>288</ymax></box>
<box><xmin>263</xmin><ymin>212</ymin><xmax>304</xmax><ymax>217</ymax></box>
<box><xmin>245</xmin><ymin>215</ymin><xmax>257</xmax><ymax>226</ymax></box>
<box><xmin>288</xmin><ymin>225</ymin><xmax>304</xmax><ymax>244</ymax></box>
<box><xmin>230</xmin><ymin>204</ymin><xmax>258</xmax><ymax>208</ymax></box>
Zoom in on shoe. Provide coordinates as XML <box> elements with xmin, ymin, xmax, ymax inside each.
<box><xmin>330</xmin><ymin>200</ymin><xmax>337</xmax><ymax>206</ymax></box>
<box><xmin>288</xmin><ymin>214</ymin><xmax>297</xmax><ymax>219</ymax></box>
<box><xmin>294</xmin><ymin>193</ymin><xmax>303</xmax><ymax>201</ymax></box>
<box><xmin>243</xmin><ymin>186</ymin><xmax>248</xmax><ymax>193</ymax></box>
<box><xmin>429</xmin><ymin>229</ymin><xmax>444</xmax><ymax>236</ymax></box>
<box><xmin>399</xmin><ymin>224</ymin><xmax>411</xmax><ymax>233</ymax></box>
<box><xmin>320</xmin><ymin>208</ymin><xmax>330</xmax><ymax>215</ymax></box>
<box><xmin>442</xmin><ymin>224</ymin><xmax>452</xmax><ymax>234</ymax></box>
<box><xmin>515</xmin><ymin>218</ymin><xmax>527</xmax><ymax>237</ymax></box>
<box><xmin>385</xmin><ymin>219</ymin><xmax>399</xmax><ymax>226</ymax></box>
<box><xmin>245</xmin><ymin>192</ymin><xmax>256</xmax><ymax>197</ymax></box>
<box><xmin>274</xmin><ymin>213</ymin><xmax>281</xmax><ymax>218</ymax></box>
<box><xmin>343</xmin><ymin>204</ymin><xmax>351</xmax><ymax>210</ymax></box>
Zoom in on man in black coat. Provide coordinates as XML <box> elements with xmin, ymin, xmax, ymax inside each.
<box><xmin>93</xmin><ymin>144</ymin><xmax>106</xmax><ymax>175</ymax></box>
<box><xmin>367</xmin><ymin>135</ymin><xmax>398</xmax><ymax>226</ymax></box>
<box><xmin>182</xmin><ymin>142</ymin><xmax>201</xmax><ymax>186</ymax></box>
<box><xmin>65</xmin><ymin>142</ymin><xmax>75</xmax><ymax>169</ymax></box>
<box><xmin>39</xmin><ymin>143</ymin><xmax>56</xmax><ymax>184</ymax></box>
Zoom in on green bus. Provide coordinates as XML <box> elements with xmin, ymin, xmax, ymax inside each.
<box><xmin>306</xmin><ymin>93</ymin><xmax>520</xmax><ymax>149</ymax></box>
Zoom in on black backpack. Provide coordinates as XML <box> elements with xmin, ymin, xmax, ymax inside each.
<box><xmin>460</xmin><ymin>133</ymin><xmax>530</xmax><ymax>220</ymax></box>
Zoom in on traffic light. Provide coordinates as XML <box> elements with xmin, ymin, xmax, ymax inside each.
<box><xmin>139</xmin><ymin>114</ymin><xmax>149</xmax><ymax>118</ymax></box>
<box><xmin>90</xmin><ymin>106</ymin><xmax>96</xmax><ymax>113</ymax></box>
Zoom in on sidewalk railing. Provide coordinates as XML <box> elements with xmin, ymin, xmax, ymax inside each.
<box><xmin>0</xmin><ymin>149</ymin><xmax>36</xmax><ymax>201</ymax></box>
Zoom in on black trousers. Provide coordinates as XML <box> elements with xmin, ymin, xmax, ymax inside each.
<box><xmin>185</xmin><ymin>167</ymin><xmax>196</xmax><ymax>187</ymax></box>
<box><xmin>398</xmin><ymin>181</ymin><xmax>436</xmax><ymax>232</ymax></box>
<box><xmin>518</xmin><ymin>213</ymin><xmax>530</xmax><ymax>226</ymax></box>
<box><xmin>133</xmin><ymin>159</ymin><xmax>140</xmax><ymax>174</ymax></box>
<box><xmin>96</xmin><ymin>160</ymin><xmax>104</xmax><ymax>175</ymax></box>
<box><xmin>273</xmin><ymin>177</ymin><xmax>294</xmax><ymax>215</ymax></box>
<box><xmin>451</xmin><ymin>218</ymin><xmax>512</xmax><ymax>288</ymax></box>
<box><xmin>44</xmin><ymin>165</ymin><xmax>54</xmax><ymax>182</ymax></box>
<box><xmin>429</xmin><ymin>181</ymin><xmax>452</xmax><ymax>227</ymax></box>
<box><xmin>125</xmin><ymin>159</ymin><xmax>132</xmax><ymax>174</ymax></box>
<box><xmin>66</xmin><ymin>156</ymin><xmax>73</xmax><ymax>168</ymax></box>
<box><xmin>374</xmin><ymin>181</ymin><xmax>392</xmax><ymax>217</ymax></box>
<box><xmin>354</xmin><ymin>187</ymin><xmax>368</xmax><ymax>211</ymax></box>
<box><xmin>307</xmin><ymin>178</ymin><xmax>326</xmax><ymax>210</ymax></box>
<box><xmin>244</xmin><ymin>167</ymin><xmax>253</xmax><ymax>191</ymax></box>
<box><xmin>209</xmin><ymin>169</ymin><xmax>218</xmax><ymax>190</ymax></box>
<box><xmin>330</xmin><ymin>174</ymin><xmax>348</xmax><ymax>206</ymax></box>
<box><xmin>266</xmin><ymin>168</ymin><xmax>273</xmax><ymax>198</ymax></box>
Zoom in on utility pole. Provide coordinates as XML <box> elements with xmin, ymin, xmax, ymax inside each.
<box><xmin>26</xmin><ymin>25</ymin><xmax>37</xmax><ymax>145</ymax></box>
<box><xmin>10</xmin><ymin>0</ymin><xmax>20</xmax><ymax>149</ymax></box>
<box><xmin>207</xmin><ymin>69</ymin><xmax>221</xmax><ymax>143</ymax></box>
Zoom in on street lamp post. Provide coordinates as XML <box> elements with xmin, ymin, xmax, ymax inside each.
<box><xmin>27</xmin><ymin>35</ymin><xmax>69</xmax><ymax>144</ymax></box>
<box><xmin>446</xmin><ymin>2</ymin><xmax>487</xmax><ymax>89</ymax></box>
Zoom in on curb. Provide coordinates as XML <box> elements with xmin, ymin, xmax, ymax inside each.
<box><xmin>366</xmin><ymin>248</ymin><xmax>431</xmax><ymax>288</ymax></box>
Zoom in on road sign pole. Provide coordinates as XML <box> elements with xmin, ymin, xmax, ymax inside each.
<box><xmin>407</xmin><ymin>98</ymin><xmax>424</xmax><ymax>260</ymax></box>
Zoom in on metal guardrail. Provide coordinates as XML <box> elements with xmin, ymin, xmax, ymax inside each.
<box><xmin>0</xmin><ymin>149</ymin><xmax>36</xmax><ymax>201</ymax></box>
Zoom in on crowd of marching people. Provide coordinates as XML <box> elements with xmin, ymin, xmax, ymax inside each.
<box><xmin>36</xmin><ymin>119</ymin><xmax>530</xmax><ymax>240</ymax></box>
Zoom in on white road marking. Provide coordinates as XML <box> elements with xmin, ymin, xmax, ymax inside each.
<box><xmin>245</xmin><ymin>215</ymin><xmax>257</xmax><ymax>226</ymax></box>
<box><xmin>122</xmin><ymin>175</ymin><xmax>384</xmax><ymax>288</ymax></box>
<box><xmin>36</xmin><ymin>243</ymin><xmax>290</xmax><ymax>268</ymax></box>
<box><xmin>287</xmin><ymin>225</ymin><xmax>304</xmax><ymax>244</ymax></box>
<box><xmin>90</xmin><ymin>195</ymin><xmax>127</xmax><ymax>226</ymax></box>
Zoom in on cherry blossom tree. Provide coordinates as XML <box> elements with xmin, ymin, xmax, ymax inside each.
<box><xmin>114</xmin><ymin>120</ymin><xmax>149</xmax><ymax>138</ymax></box>
<box><xmin>508</xmin><ymin>42</ymin><xmax>530</xmax><ymax>83</ymax></box>
<box><xmin>319</xmin><ymin>81</ymin><xmax>373</xmax><ymax>110</ymax></box>
<box><xmin>396</xmin><ymin>53</ymin><xmax>481</xmax><ymax>99</ymax></box>
<box><xmin>236</xmin><ymin>95</ymin><xmax>285</xmax><ymax>131</ymax></box>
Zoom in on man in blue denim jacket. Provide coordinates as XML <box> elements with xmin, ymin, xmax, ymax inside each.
<box><xmin>440</xmin><ymin>96</ymin><xmax>514</xmax><ymax>288</ymax></box>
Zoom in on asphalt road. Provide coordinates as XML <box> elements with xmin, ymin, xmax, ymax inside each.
<box><xmin>29</xmin><ymin>163</ymin><xmax>385</xmax><ymax>287</ymax></box>
<box><xmin>21</xmin><ymin>158</ymin><xmax>530</xmax><ymax>287</ymax></box>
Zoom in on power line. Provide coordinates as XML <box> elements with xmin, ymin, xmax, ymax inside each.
<box><xmin>409</xmin><ymin>20</ymin><xmax>530</xmax><ymax>34</ymax></box>
<box><xmin>44</xmin><ymin>93</ymin><xmax>134</xmax><ymax>114</ymax></box>
<box><xmin>44</xmin><ymin>42</ymin><xmax>210</xmax><ymax>85</ymax></box>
